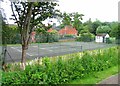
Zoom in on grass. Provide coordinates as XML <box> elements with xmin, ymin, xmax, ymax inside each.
<box><xmin>69</xmin><ymin>65</ymin><xmax>118</xmax><ymax>84</ymax></box>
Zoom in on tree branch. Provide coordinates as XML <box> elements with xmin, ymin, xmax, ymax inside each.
<box><xmin>11</xmin><ymin>2</ymin><xmax>20</xmax><ymax>27</ymax></box>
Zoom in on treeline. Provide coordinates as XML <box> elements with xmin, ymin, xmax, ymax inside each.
<box><xmin>2</xmin><ymin>22</ymin><xmax>21</xmax><ymax>44</ymax></box>
<box><xmin>2</xmin><ymin>13</ymin><xmax>120</xmax><ymax>44</ymax></box>
<box><xmin>58</xmin><ymin>12</ymin><xmax>119</xmax><ymax>43</ymax></box>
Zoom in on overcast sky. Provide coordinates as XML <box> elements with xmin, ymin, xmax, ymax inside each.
<box><xmin>1</xmin><ymin>0</ymin><xmax>119</xmax><ymax>25</ymax></box>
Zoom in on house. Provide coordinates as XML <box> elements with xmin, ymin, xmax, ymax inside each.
<box><xmin>58</xmin><ymin>25</ymin><xmax>78</xmax><ymax>36</ymax></box>
<box><xmin>95</xmin><ymin>33</ymin><xmax>110</xmax><ymax>43</ymax></box>
<box><xmin>47</xmin><ymin>28</ymin><xmax>54</xmax><ymax>32</ymax></box>
<box><xmin>47</xmin><ymin>28</ymin><xmax>58</xmax><ymax>33</ymax></box>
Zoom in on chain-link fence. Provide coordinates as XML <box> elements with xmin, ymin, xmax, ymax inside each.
<box><xmin>35</xmin><ymin>32</ymin><xmax>59</xmax><ymax>43</ymax></box>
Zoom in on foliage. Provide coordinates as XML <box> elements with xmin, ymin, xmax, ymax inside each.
<box><xmin>71</xmin><ymin>12</ymin><xmax>84</xmax><ymax>34</ymax></box>
<box><xmin>91</xmin><ymin>20</ymin><xmax>102</xmax><ymax>35</ymax></box>
<box><xmin>2</xmin><ymin>22</ymin><xmax>21</xmax><ymax>44</ymax></box>
<box><xmin>10</xmin><ymin>1</ymin><xmax>60</xmax><ymax>69</ymax></box>
<box><xmin>106</xmin><ymin>38</ymin><xmax>112</xmax><ymax>44</ymax></box>
<box><xmin>109</xmin><ymin>22</ymin><xmax>118</xmax><ymax>37</ymax></box>
<box><xmin>36</xmin><ymin>31</ymin><xmax>59</xmax><ymax>43</ymax></box>
<box><xmin>80</xmin><ymin>29</ymin><xmax>88</xmax><ymax>34</ymax></box>
<box><xmin>64</xmin><ymin>34</ymin><xmax>76</xmax><ymax>38</ymax></box>
<box><xmin>59</xmin><ymin>12</ymin><xmax>84</xmax><ymax>34</ymax></box>
<box><xmin>77</xmin><ymin>30</ymin><xmax>95</xmax><ymax>42</ymax></box>
<box><xmin>2</xmin><ymin>46</ymin><xmax>118</xmax><ymax>85</ymax></box>
<box><xmin>116</xmin><ymin>23</ymin><xmax>120</xmax><ymax>44</ymax></box>
<box><xmin>96</xmin><ymin>25</ymin><xmax>111</xmax><ymax>34</ymax></box>
<box><xmin>61</xmin><ymin>12</ymin><xmax>72</xmax><ymax>26</ymax></box>
<box><xmin>83</xmin><ymin>18</ymin><xmax>93</xmax><ymax>34</ymax></box>
<box><xmin>108</xmin><ymin>37</ymin><xmax>116</xmax><ymax>44</ymax></box>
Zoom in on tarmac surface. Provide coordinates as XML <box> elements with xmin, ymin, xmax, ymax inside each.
<box><xmin>2</xmin><ymin>42</ymin><xmax>115</xmax><ymax>63</ymax></box>
<box><xmin>97</xmin><ymin>73</ymin><xmax>120</xmax><ymax>85</ymax></box>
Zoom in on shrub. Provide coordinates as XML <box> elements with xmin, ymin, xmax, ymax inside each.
<box><xmin>2</xmin><ymin>46</ymin><xmax>118</xmax><ymax>85</ymax></box>
<box><xmin>64</xmin><ymin>34</ymin><xmax>75</xmax><ymax>38</ymax></box>
<box><xmin>36</xmin><ymin>32</ymin><xmax>59</xmax><ymax>43</ymax></box>
<box><xmin>106</xmin><ymin>38</ymin><xmax>112</xmax><ymax>44</ymax></box>
<box><xmin>76</xmin><ymin>32</ymin><xmax>95</xmax><ymax>42</ymax></box>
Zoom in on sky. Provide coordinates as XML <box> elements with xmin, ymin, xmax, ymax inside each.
<box><xmin>1</xmin><ymin>0</ymin><xmax>119</xmax><ymax>25</ymax></box>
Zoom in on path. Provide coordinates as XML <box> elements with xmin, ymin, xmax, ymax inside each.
<box><xmin>97</xmin><ymin>73</ymin><xmax>120</xmax><ymax>85</ymax></box>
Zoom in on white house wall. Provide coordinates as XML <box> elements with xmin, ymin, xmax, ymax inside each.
<box><xmin>95</xmin><ymin>36</ymin><xmax>103</xmax><ymax>43</ymax></box>
<box><xmin>105</xmin><ymin>34</ymin><xmax>109</xmax><ymax>38</ymax></box>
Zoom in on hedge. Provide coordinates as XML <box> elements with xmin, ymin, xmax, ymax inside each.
<box><xmin>2</xmin><ymin>46</ymin><xmax>118</xmax><ymax>85</ymax></box>
<box><xmin>76</xmin><ymin>32</ymin><xmax>95</xmax><ymax>42</ymax></box>
<box><xmin>36</xmin><ymin>32</ymin><xmax>59</xmax><ymax>43</ymax></box>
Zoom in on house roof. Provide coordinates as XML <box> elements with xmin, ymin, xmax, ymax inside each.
<box><xmin>58</xmin><ymin>26</ymin><xmax>78</xmax><ymax>35</ymax></box>
<box><xmin>96</xmin><ymin>33</ymin><xmax>108</xmax><ymax>37</ymax></box>
<box><xmin>47</xmin><ymin>28</ymin><xmax>53</xmax><ymax>32</ymax></box>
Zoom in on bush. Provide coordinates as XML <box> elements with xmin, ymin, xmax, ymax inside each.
<box><xmin>106</xmin><ymin>38</ymin><xmax>112</xmax><ymax>44</ymax></box>
<box><xmin>12</xmin><ymin>34</ymin><xmax>21</xmax><ymax>44</ymax></box>
<box><xmin>76</xmin><ymin>32</ymin><xmax>95</xmax><ymax>42</ymax></box>
<box><xmin>116</xmin><ymin>38</ymin><xmax>120</xmax><ymax>44</ymax></box>
<box><xmin>2</xmin><ymin>47</ymin><xmax>118</xmax><ymax>85</ymax></box>
<box><xmin>36</xmin><ymin>32</ymin><xmax>59</xmax><ymax>43</ymax></box>
<box><xmin>64</xmin><ymin>34</ymin><xmax>75</xmax><ymax>38</ymax></box>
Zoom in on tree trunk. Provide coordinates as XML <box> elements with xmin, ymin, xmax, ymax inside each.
<box><xmin>21</xmin><ymin>45</ymin><xmax>27</xmax><ymax>70</ymax></box>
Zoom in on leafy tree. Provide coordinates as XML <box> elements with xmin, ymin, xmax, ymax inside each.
<box><xmin>70</xmin><ymin>12</ymin><xmax>84</xmax><ymax>33</ymax></box>
<box><xmin>109</xmin><ymin>22</ymin><xmax>118</xmax><ymax>37</ymax></box>
<box><xmin>102</xmin><ymin>22</ymin><xmax>110</xmax><ymax>26</ymax></box>
<box><xmin>96</xmin><ymin>25</ymin><xmax>111</xmax><ymax>34</ymax></box>
<box><xmin>10</xmin><ymin>1</ymin><xmax>59</xmax><ymax>70</ymax></box>
<box><xmin>80</xmin><ymin>29</ymin><xmax>88</xmax><ymax>34</ymax></box>
<box><xmin>91</xmin><ymin>20</ymin><xmax>102</xmax><ymax>35</ymax></box>
<box><xmin>60</xmin><ymin>12</ymin><xmax>72</xmax><ymax>28</ymax></box>
<box><xmin>60</xmin><ymin>12</ymin><xmax>84</xmax><ymax>34</ymax></box>
<box><xmin>77</xmin><ymin>29</ymin><xmax>95</xmax><ymax>42</ymax></box>
<box><xmin>83</xmin><ymin>19</ymin><xmax>102</xmax><ymax>35</ymax></box>
<box><xmin>2</xmin><ymin>24</ymin><xmax>20</xmax><ymax>44</ymax></box>
<box><xmin>83</xmin><ymin>18</ymin><xmax>93</xmax><ymax>33</ymax></box>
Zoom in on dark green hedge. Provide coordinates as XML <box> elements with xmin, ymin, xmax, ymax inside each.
<box><xmin>2</xmin><ymin>47</ymin><xmax>118</xmax><ymax>85</ymax></box>
<box><xmin>76</xmin><ymin>32</ymin><xmax>95</xmax><ymax>42</ymax></box>
<box><xmin>36</xmin><ymin>33</ymin><xmax>59</xmax><ymax>43</ymax></box>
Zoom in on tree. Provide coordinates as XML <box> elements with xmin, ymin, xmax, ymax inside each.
<box><xmin>91</xmin><ymin>20</ymin><xmax>102</xmax><ymax>35</ymax></box>
<box><xmin>2</xmin><ymin>24</ymin><xmax>20</xmax><ymax>44</ymax></box>
<box><xmin>96</xmin><ymin>25</ymin><xmax>111</xmax><ymax>34</ymax></box>
<box><xmin>60</xmin><ymin>12</ymin><xmax>84</xmax><ymax>33</ymax></box>
<box><xmin>10</xmin><ymin>1</ymin><xmax>59</xmax><ymax>70</ymax></box>
<box><xmin>71</xmin><ymin>12</ymin><xmax>84</xmax><ymax>34</ymax></box>
<box><xmin>77</xmin><ymin>30</ymin><xmax>95</xmax><ymax>42</ymax></box>
<box><xmin>60</xmin><ymin>12</ymin><xmax>72</xmax><ymax>28</ymax></box>
<box><xmin>83</xmin><ymin>18</ymin><xmax>93</xmax><ymax>33</ymax></box>
<box><xmin>83</xmin><ymin>19</ymin><xmax>102</xmax><ymax>35</ymax></box>
<box><xmin>110</xmin><ymin>22</ymin><xmax>120</xmax><ymax>44</ymax></box>
<box><xmin>109</xmin><ymin>22</ymin><xmax>119</xmax><ymax>37</ymax></box>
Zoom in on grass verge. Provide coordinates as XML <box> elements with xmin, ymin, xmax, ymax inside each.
<box><xmin>69</xmin><ymin>65</ymin><xmax>118</xmax><ymax>84</ymax></box>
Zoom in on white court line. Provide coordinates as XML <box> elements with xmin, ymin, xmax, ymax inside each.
<box><xmin>32</xmin><ymin>46</ymin><xmax>38</xmax><ymax>48</ymax></box>
<box><xmin>40</xmin><ymin>48</ymin><xmax>53</xmax><ymax>52</ymax></box>
<box><xmin>40</xmin><ymin>48</ymin><xmax>46</xmax><ymax>49</ymax></box>
<box><xmin>11</xmin><ymin>47</ymin><xmax>22</xmax><ymax>52</ymax></box>
<box><xmin>11</xmin><ymin>47</ymin><xmax>33</xmax><ymax>56</ymax></box>
<box><xmin>40</xmin><ymin>47</ymin><xmax>58</xmax><ymax>49</ymax></box>
<box><xmin>49</xmin><ymin>47</ymin><xmax>58</xmax><ymax>49</ymax></box>
<box><xmin>40</xmin><ymin>47</ymin><xmax>59</xmax><ymax>52</ymax></box>
<box><xmin>49</xmin><ymin>50</ymin><xmax>53</xmax><ymax>51</ymax></box>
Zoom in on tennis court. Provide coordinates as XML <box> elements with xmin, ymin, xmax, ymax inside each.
<box><xmin>5</xmin><ymin>42</ymin><xmax>114</xmax><ymax>63</ymax></box>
